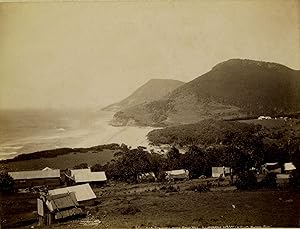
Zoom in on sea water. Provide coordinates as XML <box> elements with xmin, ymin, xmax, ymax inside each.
<box><xmin>0</xmin><ymin>109</ymin><xmax>154</xmax><ymax>160</ymax></box>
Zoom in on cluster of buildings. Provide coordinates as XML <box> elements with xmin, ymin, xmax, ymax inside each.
<box><xmin>6</xmin><ymin>161</ymin><xmax>297</xmax><ymax>225</ymax></box>
<box><xmin>8</xmin><ymin>167</ymin><xmax>107</xmax><ymax>225</ymax></box>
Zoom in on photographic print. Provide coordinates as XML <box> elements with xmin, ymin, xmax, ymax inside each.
<box><xmin>0</xmin><ymin>0</ymin><xmax>299</xmax><ymax>228</ymax></box>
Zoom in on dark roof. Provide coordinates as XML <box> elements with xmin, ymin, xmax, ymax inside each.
<box><xmin>46</xmin><ymin>192</ymin><xmax>78</xmax><ymax>211</ymax></box>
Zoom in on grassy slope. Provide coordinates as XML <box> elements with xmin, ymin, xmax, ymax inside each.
<box><xmin>3</xmin><ymin>181</ymin><xmax>299</xmax><ymax>228</ymax></box>
<box><xmin>113</xmin><ymin>59</ymin><xmax>300</xmax><ymax>126</ymax></box>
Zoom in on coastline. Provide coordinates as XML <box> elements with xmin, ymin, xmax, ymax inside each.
<box><xmin>0</xmin><ymin>110</ymin><xmax>157</xmax><ymax>161</ymax></box>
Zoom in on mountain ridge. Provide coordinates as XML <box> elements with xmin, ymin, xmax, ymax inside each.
<box><xmin>102</xmin><ymin>78</ymin><xmax>184</xmax><ymax>112</ymax></box>
<box><xmin>112</xmin><ymin>59</ymin><xmax>300</xmax><ymax>127</ymax></box>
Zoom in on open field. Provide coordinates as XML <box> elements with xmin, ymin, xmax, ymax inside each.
<box><xmin>1</xmin><ymin>180</ymin><xmax>299</xmax><ymax>228</ymax></box>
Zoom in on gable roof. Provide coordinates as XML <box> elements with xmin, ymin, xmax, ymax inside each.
<box><xmin>73</xmin><ymin>171</ymin><xmax>107</xmax><ymax>183</ymax></box>
<box><xmin>165</xmin><ymin>169</ymin><xmax>188</xmax><ymax>175</ymax></box>
<box><xmin>46</xmin><ymin>192</ymin><xmax>78</xmax><ymax>212</ymax></box>
<box><xmin>48</xmin><ymin>184</ymin><xmax>96</xmax><ymax>202</ymax></box>
<box><xmin>70</xmin><ymin>168</ymin><xmax>91</xmax><ymax>177</ymax></box>
<box><xmin>284</xmin><ymin>162</ymin><xmax>296</xmax><ymax>171</ymax></box>
<box><xmin>8</xmin><ymin>169</ymin><xmax>60</xmax><ymax>180</ymax></box>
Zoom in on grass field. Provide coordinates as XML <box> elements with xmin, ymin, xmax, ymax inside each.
<box><xmin>1</xmin><ymin>180</ymin><xmax>299</xmax><ymax>228</ymax></box>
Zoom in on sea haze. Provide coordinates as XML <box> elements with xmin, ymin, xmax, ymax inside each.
<box><xmin>0</xmin><ymin>109</ymin><xmax>154</xmax><ymax>160</ymax></box>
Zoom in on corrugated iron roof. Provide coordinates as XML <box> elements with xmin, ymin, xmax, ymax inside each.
<box><xmin>70</xmin><ymin>168</ymin><xmax>91</xmax><ymax>177</ymax></box>
<box><xmin>48</xmin><ymin>184</ymin><xmax>96</xmax><ymax>202</ymax></box>
<box><xmin>74</xmin><ymin>171</ymin><xmax>107</xmax><ymax>183</ymax></box>
<box><xmin>165</xmin><ymin>169</ymin><xmax>188</xmax><ymax>175</ymax></box>
<box><xmin>8</xmin><ymin>169</ymin><xmax>60</xmax><ymax>180</ymax></box>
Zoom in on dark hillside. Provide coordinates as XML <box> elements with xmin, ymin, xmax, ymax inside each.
<box><xmin>113</xmin><ymin>59</ymin><xmax>300</xmax><ymax>126</ymax></box>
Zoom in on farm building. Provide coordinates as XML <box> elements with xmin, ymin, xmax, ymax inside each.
<box><xmin>66</xmin><ymin>168</ymin><xmax>107</xmax><ymax>186</ymax></box>
<box><xmin>212</xmin><ymin>167</ymin><xmax>231</xmax><ymax>178</ymax></box>
<box><xmin>165</xmin><ymin>169</ymin><xmax>189</xmax><ymax>181</ymax></box>
<box><xmin>48</xmin><ymin>183</ymin><xmax>96</xmax><ymax>205</ymax></box>
<box><xmin>8</xmin><ymin>169</ymin><xmax>61</xmax><ymax>189</ymax></box>
<box><xmin>70</xmin><ymin>168</ymin><xmax>91</xmax><ymax>177</ymax></box>
<box><xmin>37</xmin><ymin>192</ymin><xmax>84</xmax><ymax>226</ymax></box>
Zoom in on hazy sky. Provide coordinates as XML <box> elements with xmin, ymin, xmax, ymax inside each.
<box><xmin>0</xmin><ymin>0</ymin><xmax>299</xmax><ymax>109</ymax></box>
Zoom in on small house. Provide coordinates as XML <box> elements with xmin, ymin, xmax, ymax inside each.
<box><xmin>48</xmin><ymin>183</ymin><xmax>96</xmax><ymax>205</ymax></box>
<box><xmin>165</xmin><ymin>169</ymin><xmax>189</xmax><ymax>181</ymax></box>
<box><xmin>212</xmin><ymin>167</ymin><xmax>231</xmax><ymax>178</ymax></box>
<box><xmin>37</xmin><ymin>192</ymin><xmax>83</xmax><ymax>226</ymax></box>
<box><xmin>66</xmin><ymin>168</ymin><xmax>107</xmax><ymax>186</ymax></box>
<box><xmin>8</xmin><ymin>169</ymin><xmax>61</xmax><ymax>189</ymax></box>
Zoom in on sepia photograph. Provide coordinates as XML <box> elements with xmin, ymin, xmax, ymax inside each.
<box><xmin>0</xmin><ymin>0</ymin><xmax>299</xmax><ymax>228</ymax></box>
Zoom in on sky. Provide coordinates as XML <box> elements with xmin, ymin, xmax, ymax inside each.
<box><xmin>0</xmin><ymin>0</ymin><xmax>299</xmax><ymax>110</ymax></box>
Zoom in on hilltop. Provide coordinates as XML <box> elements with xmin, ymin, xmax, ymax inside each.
<box><xmin>112</xmin><ymin>59</ymin><xmax>300</xmax><ymax>126</ymax></box>
<box><xmin>102</xmin><ymin>79</ymin><xmax>184</xmax><ymax>112</ymax></box>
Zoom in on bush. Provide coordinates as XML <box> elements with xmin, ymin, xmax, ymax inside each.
<box><xmin>259</xmin><ymin>173</ymin><xmax>277</xmax><ymax>189</ymax></box>
<box><xmin>235</xmin><ymin>171</ymin><xmax>257</xmax><ymax>190</ymax></box>
<box><xmin>0</xmin><ymin>171</ymin><xmax>14</xmax><ymax>193</ymax></box>
<box><xmin>186</xmin><ymin>184</ymin><xmax>209</xmax><ymax>192</ymax></box>
<box><xmin>160</xmin><ymin>185</ymin><xmax>178</xmax><ymax>193</ymax></box>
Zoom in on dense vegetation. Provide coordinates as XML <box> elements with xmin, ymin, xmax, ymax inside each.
<box><xmin>1</xmin><ymin>143</ymin><xmax>121</xmax><ymax>163</ymax></box>
<box><xmin>112</xmin><ymin>59</ymin><xmax>300</xmax><ymax>126</ymax></box>
<box><xmin>0</xmin><ymin>171</ymin><xmax>14</xmax><ymax>193</ymax></box>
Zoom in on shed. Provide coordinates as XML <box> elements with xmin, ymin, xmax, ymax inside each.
<box><xmin>284</xmin><ymin>162</ymin><xmax>296</xmax><ymax>172</ymax></box>
<box><xmin>67</xmin><ymin>169</ymin><xmax>107</xmax><ymax>186</ymax></box>
<box><xmin>8</xmin><ymin>169</ymin><xmax>61</xmax><ymax>189</ymax></box>
<box><xmin>73</xmin><ymin>171</ymin><xmax>107</xmax><ymax>185</ymax></box>
<box><xmin>165</xmin><ymin>169</ymin><xmax>189</xmax><ymax>181</ymax></box>
<box><xmin>37</xmin><ymin>192</ymin><xmax>83</xmax><ymax>226</ymax></box>
<box><xmin>48</xmin><ymin>184</ymin><xmax>96</xmax><ymax>205</ymax></box>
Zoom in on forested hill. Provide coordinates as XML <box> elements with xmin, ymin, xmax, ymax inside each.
<box><xmin>112</xmin><ymin>59</ymin><xmax>300</xmax><ymax>126</ymax></box>
<box><xmin>102</xmin><ymin>79</ymin><xmax>184</xmax><ymax>112</ymax></box>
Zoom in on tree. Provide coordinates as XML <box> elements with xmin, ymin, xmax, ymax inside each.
<box><xmin>0</xmin><ymin>171</ymin><xmax>14</xmax><ymax>193</ymax></box>
<box><xmin>183</xmin><ymin>145</ymin><xmax>210</xmax><ymax>178</ymax></box>
<box><xmin>108</xmin><ymin>147</ymin><xmax>154</xmax><ymax>182</ymax></box>
<box><xmin>73</xmin><ymin>163</ymin><xmax>89</xmax><ymax>169</ymax></box>
<box><xmin>166</xmin><ymin>147</ymin><xmax>183</xmax><ymax>170</ymax></box>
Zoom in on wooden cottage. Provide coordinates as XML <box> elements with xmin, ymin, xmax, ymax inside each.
<box><xmin>66</xmin><ymin>168</ymin><xmax>107</xmax><ymax>187</ymax></box>
<box><xmin>37</xmin><ymin>192</ymin><xmax>83</xmax><ymax>225</ymax></box>
<box><xmin>48</xmin><ymin>183</ymin><xmax>96</xmax><ymax>206</ymax></box>
<box><xmin>8</xmin><ymin>169</ymin><xmax>61</xmax><ymax>190</ymax></box>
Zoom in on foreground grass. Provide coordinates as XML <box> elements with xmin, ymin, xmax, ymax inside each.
<box><xmin>1</xmin><ymin>180</ymin><xmax>299</xmax><ymax>228</ymax></box>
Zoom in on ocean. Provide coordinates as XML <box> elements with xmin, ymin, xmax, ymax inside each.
<box><xmin>0</xmin><ymin>109</ymin><xmax>154</xmax><ymax>160</ymax></box>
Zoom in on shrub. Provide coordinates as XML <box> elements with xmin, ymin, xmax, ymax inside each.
<box><xmin>186</xmin><ymin>184</ymin><xmax>209</xmax><ymax>192</ymax></box>
<box><xmin>160</xmin><ymin>185</ymin><xmax>178</xmax><ymax>193</ymax></box>
<box><xmin>259</xmin><ymin>173</ymin><xmax>277</xmax><ymax>189</ymax></box>
<box><xmin>235</xmin><ymin>171</ymin><xmax>257</xmax><ymax>190</ymax></box>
